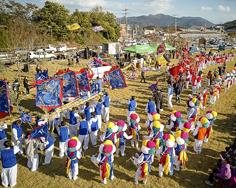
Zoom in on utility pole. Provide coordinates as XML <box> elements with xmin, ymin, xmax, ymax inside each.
<box><xmin>123</xmin><ymin>8</ymin><xmax>128</xmax><ymax>39</ymax></box>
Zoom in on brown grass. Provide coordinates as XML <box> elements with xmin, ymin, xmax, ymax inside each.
<box><xmin>0</xmin><ymin>57</ymin><xmax>236</xmax><ymax>188</ymax></box>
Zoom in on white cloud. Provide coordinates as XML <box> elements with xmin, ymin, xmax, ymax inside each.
<box><xmin>201</xmin><ymin>6</ymin><xmax>213</xmax><ymax>11</ymax></box>
<box><xmin>44</xmin><ymin>0</ymin><xmax>174</xmax><ymax>16</ymax></box>
<box><xmin>218</xmin><ymin>5</ymin><xmax>230</xmax><ymax>12</ymax></box>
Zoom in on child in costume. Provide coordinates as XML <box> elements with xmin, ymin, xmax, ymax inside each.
<box><xmin>129</xmin><ymin>112</ymin><xmax>141</xmax><ymax>149</ymax></box>
<box><xmin>91</xmin><ymin>140</ymin><xmax>116</xmax><ymax>184</ymax></box>
<box><xmin>209</xmin><ymin>87</ymin><xmax>218</xmax><ymax>104</ymax></box>
<box><xmin>187</xmin><ymin>97</ymin><xmax>199</xmax><ymax>129</ymax></box>
<box><xmin>100</xmin><ymin>122</ymin><xmax>118</xmax><ymax>144</ymax></box>
<box><xmin>146</xmin><ymin>112</ymin><xmax>160</xmax><ymax>134</ymax></box>
<box><xmin>115</xmin><ymin>120</ymin><xmax>132</xmax><ymax>157</ymax></box>
<box><xmin>58</xmin><ymin>119</ymin><xmax>70</xmax><ymax>158</ymax></box>
<box><xmin>132</xmin><ymin>140</ymin><xmax>155</xmax><ymax>185</ymax></box>
<box><xmin>202</xmin><ymin>88</ymin><xmax>209</xmax><ymax>110</ymax></box>
<box><xmin>181</xmin><ymin>122</ymin><xmax>191</xmax><ymax>145</ymax></box>
<box><xmin>174</xmin><ymin>131</ymin><xmax>188</xmax><ymax>171</ymax></box>
<box><xmin>193</xmin><ymin>117</ymin><xmax>210</xmax><ymax>154</ymax></box>
<box><xmin>147</xmin><ymin>120</ymin><xmax>164</xmax><ymax>156</ymax></box>
<box><xmin>167</xmin><ymin>111</ymin><xmax>183</xmax><ymax>134</ymax></box>
<box><xmin>102</xmin><ymin>92</ymin><xmax>110</xmax><ymax>124</ymax></box>
<box><xmin>159</xmin><ymin>133</ymin><xmax>176</xmax><ymax>177</ymax></box>
<box><xmin>66</xmin><ymin>137</ymin><xmax>82</xmax><ymax>180</ymax></box>
<box><xmin>204</xmin><ymin>111</ymin><xmax>217</xmax><ymax>143</ymax></box>
<box><xmin>89</xmin><ymin>112</ymin><xmax>99</xmax><ymax>146</ymax></box>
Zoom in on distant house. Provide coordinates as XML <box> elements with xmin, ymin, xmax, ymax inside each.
<box><xmin>143</xmin><ymin>26</ymin><xmax>156</xmax><ymax>35</ymax></box>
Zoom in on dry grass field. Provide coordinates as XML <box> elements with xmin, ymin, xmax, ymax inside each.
<box><xmin>0</xmin><ymin>56</ymin><xmax>236</xmax><ymax>188</ymax></box>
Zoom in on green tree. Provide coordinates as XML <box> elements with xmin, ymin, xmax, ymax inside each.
<box><xmin>33</xmin><ymin>1</ymin><xmax>70</xmax><ymax>40</ymax></box>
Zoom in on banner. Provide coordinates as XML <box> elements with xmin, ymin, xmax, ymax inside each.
<box><xmin>36</xmin><ymin>78</ymin><xmax>63</xmax><ymax>111</ymax></box>
<box><xmin>107</xmin><ymin>67</ymin><xmax>127</xmax><ymax>89</ymax></box>
<box><xmin>0</xmin><ymin>80</ymin><xmax>11</xmax><ymax>119</ymax></box>
<box><xmin>58</xmin><ymin>71</ymin><xmax>78</xmax><ymax>98</ymax></box>
<box><xmin>35</xmin><ymin>70</ymin><xmax>49</xmax><ymax>81</ymax></box>
<box><xmin>30</xmin><ymin>124</ymin><xmax>48</xmax><ymax>139</ymax></box>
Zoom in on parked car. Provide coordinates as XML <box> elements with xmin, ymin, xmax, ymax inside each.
<box><xmin>57</xmin><ymin>44</ymin><xmax>77</xmax><ymax>52</ymax></box>
<box><xmin>44</xmin><ymin>45</ymin><xmax>57</xmax><ymax>53</ymax></box>
<box><xmin>28</xmin><ymin>51</ymin><xmax>56</xmax><ymax>60</ymax></box>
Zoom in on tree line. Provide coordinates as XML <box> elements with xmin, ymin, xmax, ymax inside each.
<box><xmin>0</xmin><ymin>0</ymin><xmax>120</xmax><ymax>51</ymax></box>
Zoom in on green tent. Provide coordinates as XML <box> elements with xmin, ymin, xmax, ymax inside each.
<box><xmin>124</xmin><ymin>44</ymin><xmax>156</xmax><ymax>54</ymax></box>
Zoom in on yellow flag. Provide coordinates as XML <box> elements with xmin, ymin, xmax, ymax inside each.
<box><xmin>156</xmin><ymin>53</ymin><xmax>167</xmax><ymax>65</ymax></box>
<box><xmin>66</xmin><ymin>23</ymin><xmax>80</xmax><ymax>31</ymax></box>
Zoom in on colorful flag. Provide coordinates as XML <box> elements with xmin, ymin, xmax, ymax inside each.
<box><xmin>169</xmin><ymin>66</ymin><xmax>180</xmax><ymax>80</ymax></box>
<box><xmin>35</xmin><ymin>70</ymin><xmax>49</xmax><ymax>81</ymax></box>
<box><xmin>20</xmin><ymin>111</ymin><xmax>32</xmax><ymax>123</ymax></box>
<box><xmin>107</xmin><ymin>67</ymin><xmax>127</xmax><ymax>89</ymax></box>
<box><xmin>0</xmin><ymin>80</ymin><xmax>11</xmax><ymax>119</ymax></box>
<box><xmin>57</xmin><ymin>71</ymin><xmax>78</xmax><ymax>98</ymax></box>
<box><xmin>30</xmin><ymin>124</ymin><xmax>48</xmax><ymax>139</ymax></box>
<box><xmin>36</xmin><ymin>78</ymin><xmax>63</xmax><ymax>111</ymax></box>
<box><xmin>66</xmin><ymin>23</ymin><xmax>80</xmax><ymax>31</ymax></box>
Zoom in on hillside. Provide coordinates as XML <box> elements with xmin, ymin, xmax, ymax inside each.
<box><xmin>122</xmin><ymin>14</ymin><xmax>214</xmax><ymax>28</ymax></box>
<box><xmin>224</xmin><ymin>20</ymin><xmax>236</xmax><ymax>31</ymax></box>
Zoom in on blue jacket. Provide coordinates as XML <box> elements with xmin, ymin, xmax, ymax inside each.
<box><xmin>0</xmin><ymin>130</ymin><xmax>6</xmax><ymax>140</ymax></box>
<box><xmin>84</xmin><ymin>106</ymin><xmax>91</xmax><ymax>121</ymax></box>
<box><xmin>91</xmin><ymin>119</ymin><xmax>99</xmax><ymax>132</ymax></box>
<box><xmin>45</xmin><ymin>135</ymin><xmax>55</xmax><ymax>149</ymax></box>
<box><xmin>1</xmin><ymin>149</ymin><xmax>17</xmax><ymax>168</ymax></box>
<box><xmin>147</xmin><ymin>101</ymin><xmax>156</xmax><ymax>113</ymax></box>
<box><xmin>95</xmin><ymin>103</ymin><xmax>103</xmax><ymax>115</ymax></box>
<box><xmin>128</xmin><ymin>100</ymin><xmax>136</xmax><ymax>111</ymax></box>
<box><xmin>79</xmin><ymin>120</ymin><xmax>89</xmax><ymax>135</ymax></box>
<box><xmin>12</xmin><ymin>123</ymin><xmax>23</xmax><ymax>140</ymax></box>
<box><xmin>59</xmin><ymin>127</ymin><xmax>69</xmax><ymax>142</ymax></box>
<box><xmin>103</xmin><ymin>95</ymin><xmax>110</xmax><ymax>107</ymax></box>
<box><xmin>96</xmin><ymin>79</ymin><xmax>102</xmax><ymax>93</ymax></box>
<box><xmin>69</xmin><ymin>111</ymin><xmax>77</xmax><ymax>125</ymax></box>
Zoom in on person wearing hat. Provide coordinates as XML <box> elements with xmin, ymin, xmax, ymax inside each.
<box><xmin>204</xmin><ymin>111</ymin><xmax>217</xmax><ymax>143</ymax></box>
<box><xmin>58</xmin><ymin>119</ymin><xmax>70</xmax><ymax>158</ymax></box>
<box><xmin>187</xmin><ymin>97</ymin><xmax>199</xmax><ymax>126</ymax></box>
<box><xmin>132</xmin><ymin>139</ymin><xmax>155</xmax><ymax>185</ymax></box>
<box><xmin>127</xmin><ymin>96</ymin><xmax>137</xmax><ymax>123</ymax></box>
<box><xmin>102</xmin><ymin>92</ymin><xmax>110</xmax><ymax>124</ymax></box>
<box><xmin>146</xmin><ymin>119</ymin><xmax>164</xmax><ymax>156</ymax></box>
<box><xmin>78</xmin><ymin>114</ymin><xmax>90</xmax><ymax>151</ymax></box>
<box><xmin>91</xmin><ymin>140</ymin><xmax>116</xmax><ymax>184</ymax></box>
<box><xmin>1</xmin><ymin>141</ymin><xmax>18</xmax><ymax>187</ymax></box>
<box><xmin>69</xmin><ymin>108</ymin><xmax>79</xmax><ymax>136</ymax></box>
<box><xmin>129</xmin><ymin>112</ymin><xmax>141</xmax><ymax>149</ymax></box>
<box><xmin>174</xmin><ymin>130</ymin><xmax>188</xmax><ymax>171</ymax></box>
<box><xmin>167</xmin><ymin>111</ymin><xmax>183</xmax><ymax>134</ymax></box>
<box><xmin>159</xmin><ymin>133</ymin><xmax>176</xmax><ymax>177</ymax></box>
<box><xmin>100</xmin><ymin>122</ymin><xmax>118</xmax><ymax>145</ymax></box>
<box><xmin>193</xmin><ymin>117</ymin><xmax>210</xmax><ymax>154</ymax></box>
<box><xmin>116</xmin><ymin>120</ymin><xmax>132</xmax><ymax>157</ymax></box>
<box><xmin>95</xmin><ymin>99</ymin><xmax>103</xmax><ymax>130</ymax></box>
<box><xmin>66</xmin><ymin>137</ymin><xmax>82</xmax><ymax>180</ymax></box>
<box><xmin>12</xmin><ymin>119</ymin><xmax>24</xmax><ymax>155</ymax></box>
<box><xmin>89</xmin><ymin>112</ymin><xmax>99</xmax><ymax>146</ymax></box>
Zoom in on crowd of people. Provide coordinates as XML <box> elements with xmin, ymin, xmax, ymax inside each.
<box><xmin>0</xmin><ymin>50</ymin><xmax>236</xmax><ymax>187</ymax></box>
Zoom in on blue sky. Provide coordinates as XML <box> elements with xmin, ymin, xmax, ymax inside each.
<box><xmin>17</xmin><ymin>0</ymin><xmax>236</xmax><ymax>24</ymax></box>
